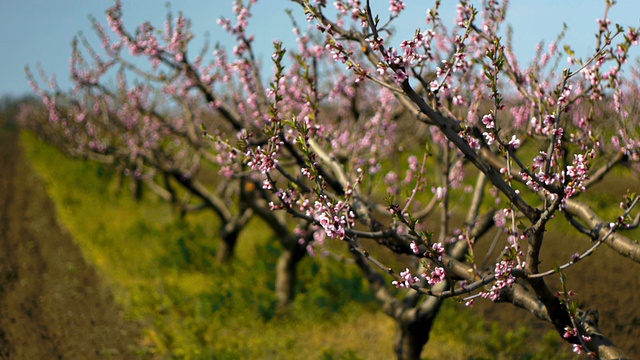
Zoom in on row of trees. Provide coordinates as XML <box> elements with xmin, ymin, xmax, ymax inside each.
<box><xmin>21</xmin><ymin>0</ymin><xmax>640</xmax><ymax>358</ymax></box>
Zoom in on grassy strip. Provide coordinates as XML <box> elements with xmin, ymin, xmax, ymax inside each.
<box><xmin>21</xmin><ymin>132</ymin><xmax>573</xmax><ymax>359</ymax></box>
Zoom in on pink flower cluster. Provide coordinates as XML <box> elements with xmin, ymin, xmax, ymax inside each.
<box><xmin>393</xmin><ymin>268</ymin><xmax>420</xmax><ymax>288</ymax></box>
<box><xmin>563</xmin><ymin>327</ymin><xmax>592</xmax><ymax>355</ymax></box>
<box><xmin>423</xmin><ymin>266</ymin><xmax>446</xmax><ymax>286</ymax></box>
<box><xmin>563</xmin><ymin>153</ymin><xmax>590</xmax><ymax>199</ymax></box>
<box><xmin>431</xmin><ymin>242</ymin><xmax>445</xmax><ymax>261</ymax></box>
<box><xmin>389</xmin><ymin>0</ymin><xmax>405</xmax><ymax>16</ymax></box>
<box><xmin>334</xmin><ymin>0</ymin><xmax>363</xmax><ymax>22</ymax></box>
<box><xmin>301</xmin><ymin>196</ymin><xmax>355</xmax><ymax>240</ymax></box>
<box><xmin>481</xmin><ymin>259</ymin><xmax>516</xmax><ymax>301</ymax></box>
<box><xmin>325</xmin><ymin>40</ymin><xmax>350</xmax><ymax>64</ymax></box>
<box><xmin>245</xmin><ymin>145</ymin><xmax>279</xmax><ymax>173</ymax></box>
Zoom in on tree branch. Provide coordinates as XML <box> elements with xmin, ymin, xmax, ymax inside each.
<box><xmin>564</xmin><ymin>199</ymin><xmax>640</xmax><ymax>263</ymax></box>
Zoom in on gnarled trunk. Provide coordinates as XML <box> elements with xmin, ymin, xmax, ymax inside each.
<box><xmin>274</xmin><ymin>242</ymin><xmax>306</xmax><ymax>313</ymax></box>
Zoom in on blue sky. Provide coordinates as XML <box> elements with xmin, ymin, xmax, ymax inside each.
<box><xmin>2</xmin><ymin>1</ymin><xmax>640</xmax><ymax>97</ymax></box>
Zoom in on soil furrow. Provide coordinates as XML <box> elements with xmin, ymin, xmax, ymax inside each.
<box><xmin>0</xmin><ymin>129</ymin><xmax>143</xmax><ymax>359</ymax></box>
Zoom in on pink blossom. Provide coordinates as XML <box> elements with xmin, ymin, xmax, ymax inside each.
<box><xmin>423</xmin><ymin>267</ymin><xmax>446</xmax><ymax>286</ymax></box>
<box><xmin>394</xmin><ymin>69</ymin><xmax>408</xmax><ymax>83</ymax></box>
<box><xmin>410</xmin><ymin>241</ymin><xmax>421</xmax><ymax>255</ymax></box>
<box><xmin>481</xmin><ymin>259</ymin><xmax>516</xmax><ymax>301</ymax></box>
<box><xmin>245</xmin><ymin>146</ymin><xmax>279</xmax><ymax>173</ymax></box>
<box><xmin>431</xmin><ymin>242</ymin><xmax>445</xmax><ymax>261</ymax></box>
<box><xmin>392</xmin><ymin>268</ymin><xmax>420</xmax><ymax>288</ymax></box>
<box><xmin>563</xmin><ymin>326</ymin><xmax>578</xmax><ymax>339</ymax></box>
<box><xmin>429</xmin><ymin>80</ymin><xmax>439</xmax><ymax>92</ymax></box>
<box><xmin>389</xmin><ymin>0</ymin><xmax>405</xmax><ymax>16</ymax></box>
<box><xmin>508</xmin><ymin>135</ymin><xmax>521</xmax><ymax>149</ymax></box>
<box><xmin>483</xmin><ymin>131</ymin><xmax>495</xmax><ymax>145</ymax></box>
<box><xmin>572</xmin><ymin>344</ymin><xmax>583</xmax><ymax>354</ymax></box>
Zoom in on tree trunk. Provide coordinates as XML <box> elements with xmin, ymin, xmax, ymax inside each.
<box><xmin>274</xmin><ymin>242</ymin><xmax>306</xmax><ymax>313</ymax></box>
<box><xmin>394</xmin><ymin>315</ymin><xmax>437</xmax><ymax>360</ymax></box>
<box><xmin>130</xmin><ymin>177</ymin><xmax>143</xmax><ymax>201</ymax></box>
<box><xmin>216</xmin><ymin>227</ymin><xmax>239</xmax><ymax>263</ymax></box>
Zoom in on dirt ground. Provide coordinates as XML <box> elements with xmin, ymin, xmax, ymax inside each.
<box><xmin>0</xmin><ymin>128</ymin><xmax>143</xmax><ymax>359</ymax></box>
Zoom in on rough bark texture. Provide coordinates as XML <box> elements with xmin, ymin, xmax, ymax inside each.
<box><xmin>393</xmin><ymin>314</ymin><xmax>438</xmax><ymax>360</ymax></box>
<box><xmin>577</xmin><ymin>309</ymin><xmax>630</xmax><ymax>359</ymax></box>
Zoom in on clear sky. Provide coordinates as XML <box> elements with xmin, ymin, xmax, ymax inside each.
<box><xmin>2</xmin><ymin>1</ymin><xmax>640</xmax><ymax>97</ymax></box>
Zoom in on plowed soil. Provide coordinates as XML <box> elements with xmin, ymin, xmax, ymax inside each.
<box><xmin>0</xmin><ymin>128</ymin><xmax>143</xmax><ymax>359</ymax></box>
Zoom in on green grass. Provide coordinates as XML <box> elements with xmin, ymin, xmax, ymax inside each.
<box><xmin>21</xmin><ymin>132</ymin><xmax>576</xmax><ymax>359</ymax></box>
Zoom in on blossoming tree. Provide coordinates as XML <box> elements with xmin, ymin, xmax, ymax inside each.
<box><xmin>21</xmin><ymin>1</ymin><xmax>313</xmax><ymax>311</ymax></box>
<box><xmin>23</xmin><ymin>0</ymin><xmax>640</xmax><ymax>358</ymax></box>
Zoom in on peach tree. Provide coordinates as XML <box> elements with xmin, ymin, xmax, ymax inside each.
<box><xmin>22</xmin><ymin>0</ymin><xmax>640</xmax><ymax>358</ymax></box>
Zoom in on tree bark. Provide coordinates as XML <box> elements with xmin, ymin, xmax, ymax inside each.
<box><xmin>216</xmin><ymin>227</ymin><xmax>239</xmax><ymax>263</ymax></box>
<box><xmin>577</xmin><ymin>309</ymin><xmax>630</xmax><ymax>359</ymax></box>
<box><xmin>274</xmin><ymin>241</ymin><xmax>306</xmax><ymax>313</ymax></box>
<box><xmin>215</xmin><ymin>208</ymin><xmax>252</xmax><ymax>264</ymax></box>
<box><xmin>130</xmin><ymin>176</ymin><xmax>143</xmax><ymax>201</ymax></box>
<box><xmin>394</xmin><ymin>314</ymin><xmax>438</xmax><ymax>360</ymax></box>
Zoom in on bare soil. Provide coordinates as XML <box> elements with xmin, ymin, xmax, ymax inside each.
<box><xmin>0</xmin><ymin>128</ymin><xmax>143</xmax><ymax>359</ymax></box>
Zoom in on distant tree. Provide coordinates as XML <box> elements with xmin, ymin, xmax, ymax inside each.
<box><xmin>22</xmin><ymin>0</ymin><xmax>640</xmax><ymax>358</ymax></box>
<box><xmin>0</xmin><ymin>95</ymin><xmax>39</xmax><ymax>130</ymax></box>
